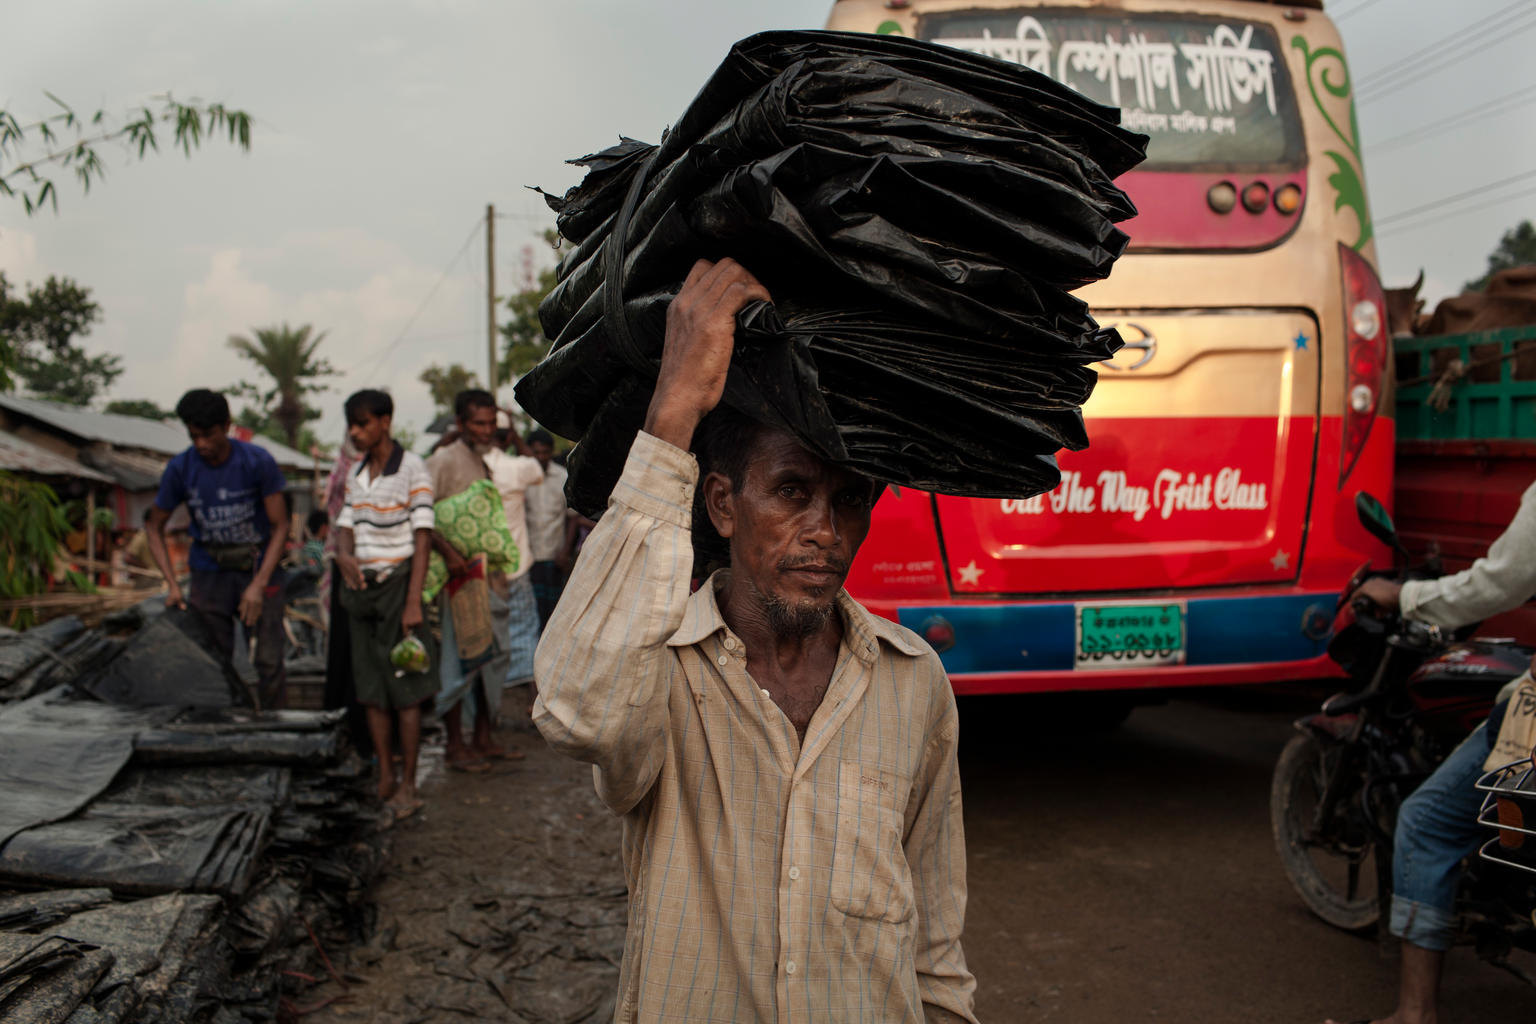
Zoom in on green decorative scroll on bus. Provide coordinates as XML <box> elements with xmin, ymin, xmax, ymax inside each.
<box><xmin>1291</xmin><ymin>35</ymin><xmax>1372</xmax><ymax>251</ymax></box>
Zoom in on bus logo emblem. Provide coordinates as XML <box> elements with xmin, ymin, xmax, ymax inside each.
<box><xmin>1100</xmin><ymin>322</ymin><xmax>1157</xmax><ymax>371</ymax></box>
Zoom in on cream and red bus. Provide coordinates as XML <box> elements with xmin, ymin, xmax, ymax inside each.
<box><xmin>828</xmin><ymin>0</ymin><xmax>1394</xmax><ymax>696</ymax></box>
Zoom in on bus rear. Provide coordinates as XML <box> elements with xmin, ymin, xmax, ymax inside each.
<box><xmin>829</xmin><ymin>0</ymin><xmax>1394</xmax><ymax>693</ymax></box>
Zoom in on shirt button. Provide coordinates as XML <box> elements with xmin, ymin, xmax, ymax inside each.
<box><xmin>723</xmin><ymin>637</ymin><xmax>736</xmax><ymax>651</ymax></box>
<box><xmin>788</xmin><ymin>866</ymin><xmax>800</xmax><ymax>881</ymax></box>
<box><xmin>717</xmin><ymin>655</ymin><xmax>728</xmax><ymax>667</ymax></box>
<box><xmin>785</xmin><ymin>960</ymin><xmax>797</xmax><ymax>976</ymax></box>
<box><xmin>760</xmin><ymin>688</ymin><xmax>771</xmax><ymax>699</ymax></box>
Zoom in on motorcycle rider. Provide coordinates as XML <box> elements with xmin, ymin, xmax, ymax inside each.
<box><xmin>1327</xmin><ymin>481</ymin><xmax>1536</xmax><ymax>1024</ymax></box>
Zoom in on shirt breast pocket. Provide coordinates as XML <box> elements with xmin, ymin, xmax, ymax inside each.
<box><xmin>829</xmin><ymin>760</ymin><xmax>915</xmax><ymax>924</ymax></box>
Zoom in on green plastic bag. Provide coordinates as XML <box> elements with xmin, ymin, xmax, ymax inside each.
<box><xmin>389</xmin><ymin>632</ymin><xmax>430</xmax><ymax>676</ymax></box>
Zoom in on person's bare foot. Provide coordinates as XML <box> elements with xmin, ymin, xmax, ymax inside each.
<box><xmin>385</xmin><ymin>786</ymin><xmax>424</xmax><ymax>822</ymax></box>
<box><xmin>446</xmin><ymin>742</ymin><xmax>490</xmax><ymax>773</ymax></box>
<box><xmin>376</xmin><ymin>767</ymin><xmax>397</xmax><ymax>802</ymax></box>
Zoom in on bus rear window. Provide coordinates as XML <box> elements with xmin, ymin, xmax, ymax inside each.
<box><xmin>919</xmin><ymin>9</ymin><xmax>1303</xmax><ymax>170</ymax></box>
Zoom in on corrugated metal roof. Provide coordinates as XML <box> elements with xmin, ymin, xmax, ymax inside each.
<box><xmin>0</xmin><ymin>394</ymin><xmax>315</xmax><ymax>471</ymax></box>
<box><xmin>0</xmin><ymin>431</ymin><xmax>114</xmax><ymax>482</ymax></box>
<box><xmin>78</xmin><ymin>446</ymin><xmax>167</xmax><ymax>491</ymax></box>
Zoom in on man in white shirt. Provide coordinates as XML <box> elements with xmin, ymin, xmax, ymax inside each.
<box><xmin>485</xmin><ymin>414</ymin><xmax>546</xmax><ymax>703</ymax></box>
<box><xmin>523</xmin><ymin>428</ymin><xmax>572</xmax><ymax>628</ymax></box>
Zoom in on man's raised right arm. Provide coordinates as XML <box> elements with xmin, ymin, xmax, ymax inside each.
<box><xmin>532</xmin><ymin>258</ymin><xmax>770</xmax><ymax>814</ymax></box>
<box><xmin>532</xmin><ymin>431</ymin><xmax>699</xmax><ymax>813</ymax></box>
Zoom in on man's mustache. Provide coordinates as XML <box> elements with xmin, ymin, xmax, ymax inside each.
<box><xmin>777</xmin><ymin>555</ymin><xmax>849</xmax><ymax>575</ymax></box>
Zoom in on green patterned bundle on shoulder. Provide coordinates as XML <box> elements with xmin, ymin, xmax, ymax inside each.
<box><xmin>422</xmin><ymin>478</ymin><xmax>520</xmax><ymax>602</ymax></box>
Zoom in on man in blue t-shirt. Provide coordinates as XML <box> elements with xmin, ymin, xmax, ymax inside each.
<box><xmin>146</xmin><ymin>388</ymin><xmax>292</xmax><ymax>707</ymax></box>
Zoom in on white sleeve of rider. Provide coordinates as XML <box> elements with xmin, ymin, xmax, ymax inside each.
<box><xmin>1400</xmin><ymin>479</ymin><xmax>1536</xmax><ymax>629</ymax></box>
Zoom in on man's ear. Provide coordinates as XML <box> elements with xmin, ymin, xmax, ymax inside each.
<box><xmin>702</xmin><ymin>471</ymin><xmax>736</xmax><ymax>540</ymax></box>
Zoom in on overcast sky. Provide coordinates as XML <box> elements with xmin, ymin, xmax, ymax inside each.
<box><xmin>3</xmin><ymin>0</ymin><xmax>1531</xmax><ymax>448</ymax></box>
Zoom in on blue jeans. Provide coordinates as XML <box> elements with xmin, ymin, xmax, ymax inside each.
<box><xmin>1389</xmin><ymin>721</ymin><xmax>1493</xmax><ymax>950</ymax></box>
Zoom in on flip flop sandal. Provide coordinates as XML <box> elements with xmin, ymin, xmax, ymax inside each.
<box><xmin>387</xmin><ymin>797</ymin><xmax>424</xmax><ymax>822</ymax></box>
<box><xmin>478</xmin><ymin>747</ymin><xmax>526</xmax><ymax>761</ymax></box>
<box><xmin>447</xmin><ymin>756</ymin><xmax>491</xmax><ymax>774</ymax></box>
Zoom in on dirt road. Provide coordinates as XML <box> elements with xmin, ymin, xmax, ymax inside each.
<box><xmin>306</xmin><ymin>695</ymin><xmax>1533</xmax><ymax>1023</ymax></box>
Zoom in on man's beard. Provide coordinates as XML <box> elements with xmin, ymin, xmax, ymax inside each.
<box><xmin>746</xmin><ymin>556</ymin><xmax>848</xmax><ymax>639</ymax></box>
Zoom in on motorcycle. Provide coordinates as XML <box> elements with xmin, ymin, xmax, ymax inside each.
<box><xmin>1269</xmin><ymin>492</ymin><xmax>1536</xmax><ymax>981</ymax></box>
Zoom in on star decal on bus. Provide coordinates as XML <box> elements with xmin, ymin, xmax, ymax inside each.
<box><xmin>1271</xmin><ymin>550</ymin><xmax>1291</xmax><ymax>571</ymax></box>
<box><xmin>957</xmin><ymin>561</ymin><xmax>984</xmax><ymax>585</ymax></box>
<box><xmin>1294</xmin><ymin>331</ymin><xmax>1309</xmax><ymax>350</ymax></box>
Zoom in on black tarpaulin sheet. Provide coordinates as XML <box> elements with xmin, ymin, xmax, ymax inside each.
<box><xmin>133</xmin><ymin>711</ymin><xmax>345</xmax><ymax>767</ymax></box>
<box><xmin>0</xmin><ymin>890</ymin><xmax>111</xmax><ymax>933</ymax></box>
<box><xmin>515</xmin><ymin>30</ymin><xmax>1147</xmax><ymax>515</ymax></box>
<box><xmin>0</xmin><ymin>933</ymin><xmax>111</xmax><ymax>1024</ymax></box>
<box><xmin>77</xmin><ymin>609</ymin><xmax>250</xmax><ymax>709</ymax></box>
<box><xmin>0</xmin><ymin>618</ymin><xmax>84</xmax><ymax>685</ymax></box>
<box><xmin>0</xmin><ymin>695</ymin><xmax>178</xmax><ymax>848</ymax></box>
<box><xmin>46</xmin><ymin>893</ymin><xmax>223</xmax><ymax>1023</ymax></box>
<box><xmin>0</xmin><ymin>804</ymin><xmax>270</xmax><ymax>898</ymax></box>
<box><xmin>3</xmin><ymin>631</ymin><xmax>122</xmax><ymax>706</ymax></box>
<box><xmin>99</xmin><ymin>764</ymin><xmax>290</xmax><ymax>810</ymax></box>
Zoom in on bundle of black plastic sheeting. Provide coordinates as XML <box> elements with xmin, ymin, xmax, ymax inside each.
<box><xmin>0</xmin><ymin>894</ymin><xmax>228</xmax><ymax>1024</ymax></box>
<box><xmin>77</xmin><ymin>610</ymin><xmax>251</xmax><ymax>710</ymax></box>
<box><xmin>1</xmin><ymin>631</ymin><xmax>123</xmax><ymax>706</ymax></box>
<box><xmin>0</xmin><ymin>694</ymin><xmax>180</xmax><ymax>849</ymax></box>
<box><xmin>0</xmin><ymin>932</ymin><xmax>113</xmax><ymax>1024</ymax></box>
<box><xmin>0</xmin><ymin>804</ymin><xmax>270</xmax><ymax>898</ymax></box>
<box><xmin>515</xmin><ymin>30</ymin><xmax>1147</xmax><ymax>516</ymax></box>
<box><xmin>0</xmin><ymin>891</ymin><xmax>111</xmax><ymax>933</ymax></box>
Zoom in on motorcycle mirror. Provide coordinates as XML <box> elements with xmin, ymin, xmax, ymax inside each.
<box><xmin>1355</xmin><ymin>492</ymin><xmax>1401</xmax><ymax>550</ymax></box>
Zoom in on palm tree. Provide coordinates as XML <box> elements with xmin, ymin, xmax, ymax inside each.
<box><xmin>226</xmin><ymin>323</ymin><xmax>335</xmax><ymax>449</ymax></box>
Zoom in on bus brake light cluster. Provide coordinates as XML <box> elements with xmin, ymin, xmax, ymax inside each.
<box><xmin>1338</xmin><ymin>242</ymin><xmax>1388</xmax><ymax>486</ymax></box>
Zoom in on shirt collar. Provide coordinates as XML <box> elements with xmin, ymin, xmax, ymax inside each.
<box><xmin>355</xmin><ymin>440</ymin><xmax>405</xmax><ymax>478</ymax></box>
<box><xmin>667</xmin><ymin>570</ymin><xmax>927</xmax><ymax>662</ymax></box>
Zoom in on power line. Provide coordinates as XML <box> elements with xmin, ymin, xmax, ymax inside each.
<box><xmin>1335</xmin><ymin>0</ymin><xmax>1389</xmax><ymax>24</ymax></box>
<box><xmin>1357</xmin><ymin>0</ymin><xmax>1527</xmax><ymax>88</ymax></box>
<box><xmin>1358</xmin><ymin>3</ymin><xmax>1536</xmax><ymax>103</ymax></box>
<box><xmin>358</xmin><ymin>217</ymin><xmax>482</xmax><ymax>382</ymax></box>
<box><xmin>1367</xmin><ymin>81</ymin><xmax>1536</xmax><ymax>154</ymax></box>
<box><xmin>1377</xmin><ymin>182</ymin><xmax>1536</xmax><ymax>236</ymax></box>
<box><xmin>1376</xmin><ymin>165</ymin><xmax>1536</xmax><ymax>227</ymax></box>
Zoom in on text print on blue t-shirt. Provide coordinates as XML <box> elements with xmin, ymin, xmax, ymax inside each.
<box><xmin>156</xmin><ymin>439</ymin><xmax>287</xmax><ymax>573</ymax></box>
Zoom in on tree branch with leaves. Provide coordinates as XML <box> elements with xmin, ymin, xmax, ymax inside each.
<box><xmin>0</xmin><ymin>92</ymin><xmax>252</xmax><ymax>215</ymax></box>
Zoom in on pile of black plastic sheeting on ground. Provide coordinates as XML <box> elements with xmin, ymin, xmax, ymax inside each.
<box><xmin>0</xmin><ymin>608</ymin><xmax>387</xmax><ymax>1023</ymax></box>
<box><xmin>516</xmin><ymin>29</ymin><xmax>1147</xmax><ymax>516</ymax></box>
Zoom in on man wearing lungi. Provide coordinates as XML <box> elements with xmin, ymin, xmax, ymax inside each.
<box><xmin>334</xmin><ymin>389</ymin><xmax>436</xmax><ymax>821</ymax></box>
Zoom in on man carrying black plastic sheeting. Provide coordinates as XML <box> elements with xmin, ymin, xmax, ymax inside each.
<box><xmin>335</xmin><ymin>389</ymin><xmax>438</xmax><ymax>821</ymax></box>
<box><xmin>535</xmin><ymin>259</ymin><xmax>979</xmax><ymax>1022</ymax></box>
<box><xmin>147</xmin><ymin>388</ymin><xmax>291</xmax><ymax>708</ymax></box>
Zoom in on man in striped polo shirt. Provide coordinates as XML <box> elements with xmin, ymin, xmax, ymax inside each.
<box><xmin>335</xmin><ymin>389</ymin><xmax>437</xmax><ymax>821</ymax></box>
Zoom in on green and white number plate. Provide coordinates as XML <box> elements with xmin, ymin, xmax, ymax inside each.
<box><xmin>1075</xmin><ymin>601</ymin><xmax>1186</xmax><ymax>669</ymax></box>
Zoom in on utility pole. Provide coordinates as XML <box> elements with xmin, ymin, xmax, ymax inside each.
<box><xmin>486</xmin><ymin>203</ymin><xmax>498</xmax><ymax>391</ymax></box>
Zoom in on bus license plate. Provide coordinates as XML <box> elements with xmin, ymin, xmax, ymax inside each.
<box><xmin>1075</xmin><ymin>601</ymin><xmax>1186</xmax><ymax>669</ymax></box>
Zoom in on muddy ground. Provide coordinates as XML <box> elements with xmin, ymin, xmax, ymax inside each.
<box><xmin>305</xmin><ymin>707</ymin><xmax>625</xmax><ymax>1024</ymax></box>
<box><xmin>302</xmin><ymin>693</ymin><xmax>1535</xmax><ymax>1023</ymax></box>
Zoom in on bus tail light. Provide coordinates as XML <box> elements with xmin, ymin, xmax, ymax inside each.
<box><xmin>1339</xmin><ymin>243</ymin><xmax>1387</xmax><ymax>485</ymax></box>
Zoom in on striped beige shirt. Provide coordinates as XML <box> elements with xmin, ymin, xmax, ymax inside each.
<box><xmin>533</xmin><ymin>431</ymin><xmax>977</xmax><ymax>1023</ymax></box>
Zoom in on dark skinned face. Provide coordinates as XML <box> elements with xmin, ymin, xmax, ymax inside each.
<box><xmin>705</xmin><ymin>429</ymin><xmax>878</xmax><ymax>638</ymax></box>
<box><xmin>530</xmin><ymin>441</ymin><xmax>554</xmax><ymax>470</ymax></box>
<box><xmin>460</xmin><ymin>404</ymin><xmax>497</xmax><ymax>450</ymax></box>
<box><xmin>347</xmin><ymin>411</ymin><xmax>391</xmax><ymax>456</ymax></box>
<box><xmin>187</xmin><ymin>423</ymin><xmax>232</xmax><ymax>466</ymax></box>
